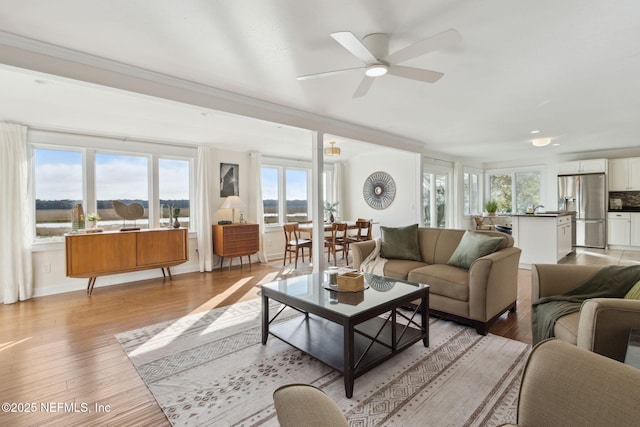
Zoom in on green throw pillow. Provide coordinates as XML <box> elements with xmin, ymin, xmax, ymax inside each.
<box><xmin>380</xmin><ymin>224</ymin><xmax>422</xmax><ymax>262</ymax></box>
<box><xmin>447</xmin><ymin>231</ymin><xmax>505</xmax><ymax>270</ymax></box>
<box><xmin>624</xmin><ymin>280</ymin><xmax>640</xmax><ymax>299</ymax></box>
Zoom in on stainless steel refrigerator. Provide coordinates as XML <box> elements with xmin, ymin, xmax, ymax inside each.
<box><xmin>558</xmin><ymin>173</ymin><xmax>606</xmax><ymax>248</ymax></box>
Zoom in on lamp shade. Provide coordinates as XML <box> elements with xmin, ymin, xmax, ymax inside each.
<box><xmin>220</xmin><ymin>195</ymin><xmax>245</xmax><ymax>209</ymax></box>
<box><xmin>325</xmin><ymin>141</ymin><xmax>341</xmax><ymax>156</ymax></box>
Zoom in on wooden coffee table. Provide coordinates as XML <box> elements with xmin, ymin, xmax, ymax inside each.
<box><xmin>261</xmin><ymin>272</ymin><xmax>429</xmax><ymax>398</ymax></box>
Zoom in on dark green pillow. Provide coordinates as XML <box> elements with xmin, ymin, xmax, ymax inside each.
<box><xmin>447</xmin><ymin>231</ymin><xmax>505</xmax><ymax>270</ymax></box>
<box><xmin>380</xmin><ymin>224</ymin><xmax>421</xmax><ymax>261</ymax></box>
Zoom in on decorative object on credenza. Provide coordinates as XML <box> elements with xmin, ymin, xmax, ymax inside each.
<box><xmin>112</xmin><ymin>200</ymin><xmax>144</xmax><ymax>231</ymax></box>
<box><xmin>220</xmin><ymin>163</ymin><xmax>239</xmax><ymax>197</ymax></box>
<box><xmin>173</xmin><ymin>207</ymin><xmax>181</xmax><ymax>228</ymax></box>
<box><xmin>363</xmin><ymin>171</ymin><xmax>396</xmax><ymax>210</ymax></box>
<box><xmin>86</xmin><ymin>212</ymin><xmax>103</xmax><ymax>233</ymax></box>
<box><xmin>71</xmin><ymin>203</ymin><xmax>85</xmax><ymax>232</ymax></box>
<box><xmin>220</xmin><ymin>196</ymin><xmax>245</xmax><ymax>223</ymax></box>
<box><xmin>218</xmin><ymin>220</ymin><xmax>232</xmax><ymax>225</ymax></box>
<box><xmin>324</xmin><ymin>201</ymin><xmax>339</xmax><ymax>223</ymax></box>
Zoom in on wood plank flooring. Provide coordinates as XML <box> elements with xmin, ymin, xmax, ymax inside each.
<box><xmin>1</xmin><ymin>247</ymin><xmax>629</xmax><ymax>426</ymax></box>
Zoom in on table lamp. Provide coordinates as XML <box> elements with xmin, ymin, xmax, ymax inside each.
<box><xmin>220</xmin><ymin>196</ymin><xmax>245</xmax><ymax>223</ymax></box>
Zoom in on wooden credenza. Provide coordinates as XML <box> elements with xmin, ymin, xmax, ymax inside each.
<box><xmin>65</xmin><ymin>228</ymin><xmax>188</xmax><ymax>294</ymax></box>
<box><xmin>212</xmin><ymin>223</ymin><xmax>259</xmax><ymax>270</ymax></box>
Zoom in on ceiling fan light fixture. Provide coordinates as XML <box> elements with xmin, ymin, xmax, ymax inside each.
<box><xmin>325</xmin><ymin>141</ymin><xmax>341</xmax><ymax>156</ymax></box>
<box><xmin>531</xmin><ymin>138</ymin><xmax>551</xmax><ymax>147</ymax></box>
<box><xmin>365</xmin><ymin>64</ymin><xmax>388</xmax><ymax>77</ymax></box>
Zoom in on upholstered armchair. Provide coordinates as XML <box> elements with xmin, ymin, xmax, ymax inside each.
<box><xmin>503</xmin><ymin>339</ymin><xmax>640</xmax><ymax>427</ymax></box>
<box><xmin>273</xmin><ymin>383</ymin><xmax>348</xmax><ymax>427</ymax></box>
<box><xmin>531</xmin><ymin>263</ymin><xmax>640</xmax><ymax>362</ymax></box>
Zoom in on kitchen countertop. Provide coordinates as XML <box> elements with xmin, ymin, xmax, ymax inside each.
<box><xmin>512</xmin><ymin>212</ymin><xmax>573</xmax><ymax>217</ymax></box>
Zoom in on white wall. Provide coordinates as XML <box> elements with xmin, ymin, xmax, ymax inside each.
<box><xmin>343</xmin><ymin>149</ymin><xmax>422</xmax><ymax>235</ymax></box>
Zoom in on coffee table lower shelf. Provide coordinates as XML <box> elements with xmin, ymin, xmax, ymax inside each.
<box><xmin>269</xmin><ymin>312</ymin><xmax>423</xmax><ymax>387</ymax></box>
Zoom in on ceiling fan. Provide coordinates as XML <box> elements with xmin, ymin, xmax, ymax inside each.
<box><xmin>297</xmin><ymin>29</ymin><xmax>461</xmax><ymax>98</ymax></box>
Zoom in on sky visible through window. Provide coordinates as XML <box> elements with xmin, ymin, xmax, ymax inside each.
<box><xmin>35</xmin><ymin>150</ymin><xmax>189</xmax><ymax>202</ymax></box>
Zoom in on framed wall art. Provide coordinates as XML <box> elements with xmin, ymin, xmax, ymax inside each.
<box><xmin>220</xmin><ymin>163</ymin><xmax>239</xmax><ymax>197</ymax></box>
<box><xmin>363</xmin><ymin>171</ymin><xmax>396</xmax><ymax>210</ymax></box>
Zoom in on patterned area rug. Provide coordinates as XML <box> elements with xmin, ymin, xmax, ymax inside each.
<box><xmin>116</xmin><ymin>299</ymin><xmax>530</xmax><ymax>426</ymax></box>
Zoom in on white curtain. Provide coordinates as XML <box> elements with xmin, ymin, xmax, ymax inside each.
<box><xmin>249</xmin><ymin>151</ymin><xmax>268</xmax><ymax>262</ymax></box>
<box><xmin>196</xmin><ymin>146</ymin><xmax>215</xmax><ymax>272</ymax></box>
<box><xmin>0</xmin><ymin>123</ymin><xmax>33</xmax><ymax>304</ymax></box>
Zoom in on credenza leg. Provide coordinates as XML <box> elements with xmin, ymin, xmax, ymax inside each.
<box><xmin>87</xmin><ymin>277</ymin><xmax>97</xmax><ymax>295</ymax></box>
<box><xmin>161</xmin><ymin>268</ymin><xmax>167</xmax><ymax>278</ymax></box>
<box><xmin>166</xmin><ymin>267</ymin><xmax>173</xmax><ymax>280</ymax></box>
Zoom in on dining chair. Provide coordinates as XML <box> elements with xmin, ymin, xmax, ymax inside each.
<box><xmin>283</xmin><ymin>223</ymin><xmax>312</xmax><ymax>269</ymax></box>
<box><xmin>349</xmin><ymin>219</ymin><xmax>372</xmax><ymax>242</ymax></box>
<box><xmin>324</xmin><ymin>222</ymin><xmax>349</xmax><ymax>265</ymax></box>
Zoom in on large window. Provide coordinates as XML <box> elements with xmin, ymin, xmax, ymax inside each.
<box><xmin>34</xmin><ymin>148</ymin><xmax>83</xmax><ymax>238</ymax></box>
<box><xmin>32</xmin><ymin>138</ymin><xmax>194</xmax><ymax>240</ymax></box>
<box><xmin>96</xmin><ymin>153</ymin><xmax>149</xmax><ymax>231</ymax></box>
<box><xmin>423</xmin><ymin>168</ymin><xmax>451</xmax><ymax>228</ymax></box>
<box><xmin>261</xmin><ymin>162</ymin><xmax>332</xmax><ymax>225</ymax></box>
<box><xmin>463</xmin><ymin>169</ymin><xmax>482</xmax><ymax>216</ymax></box>
<box><xmin>159</xmin><ymin>158</ymin><xmax>191</xmax><ymax>229</ymax></box>
<box><xmin>487</xmin><ymin>169</ymin><xmax>542</xmax><ymax>214</ymax></box>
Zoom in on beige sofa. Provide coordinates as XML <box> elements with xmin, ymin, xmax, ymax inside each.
<box><xmin>352</xmin><ymin>227</ymin><xmax>521</xmax><ymax>335</ymax></box>
<box><xmin>532</xmin><ymin>263</ymin><xmax>640</xmax><ymax>362</ymax></box>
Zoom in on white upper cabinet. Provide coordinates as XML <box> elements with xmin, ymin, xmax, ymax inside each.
<box><xmin>609</xmin><ymin>158</ymin><xmax>640</xmax><ymax>191</ymax></box>
<box><xmin>558</xmin><ymin>158</ymin><xmax>607</xmax><ymax>175</ymax></box>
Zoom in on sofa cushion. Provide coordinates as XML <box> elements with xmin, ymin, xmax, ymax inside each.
<box><xmin>624</xmin><ymin>280</ymin><xmax>640</xmax><ymax>299</ymax></box>
<box><xmin>554</xmin><ymin>311</ymin><xmax>579</xmax><ymax>344</ymax></box>
<box><xmin>447</xmin><ymin>230</ymin><xmax>505</xmax><ymax>270</ymax></box>
<box><xmin>408</xmin><ymin>264</ymin><xmax>470</xmax><ymax>301</ymax></box>
<box><xmin>380</xmin><ymin>224</ymin><xmax>422</xmax><ymax>261</ymax></box>
<box><xmin>383</xmin><ymin>259</ymin><xmax>427</xmax><ymax>280</ymax></box>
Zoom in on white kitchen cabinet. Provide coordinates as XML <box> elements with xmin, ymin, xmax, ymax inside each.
<box><xmin>609</xmin><ymin>157</ymin><xmax>640</xmax><ymax>191</ymax></box>
<box><xmin>513</xmin><ymin>214</ymin><xmax>573</xmax><ymax>266</ymax></box>
<box><xmin>608</xmin><ymin>212</ymin><xmax>631</xmax><ymax>246</ymax></box>
<box><xmin>558</xmin><ymin>158</ymin><xmax>607</xmax><ymax>175</ymax></box>
<box><xmin>557</xmin><ymin>216</ymin><xmax>573</xmax><ymax>260</ymax></box>
<box><xmin>631</xmin><ymin>213</ymin><xmax>640</xmax><ymax>247</ymax></box>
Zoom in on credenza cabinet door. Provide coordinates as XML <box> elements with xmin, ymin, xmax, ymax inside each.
<box><xmin>137</xmin><ymin>229</ymin><xmax>188</xmax><ymax>266</ymax></box>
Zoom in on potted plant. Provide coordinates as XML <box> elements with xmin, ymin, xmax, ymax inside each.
<box><xmin>86</xmin><ymin>212</ymin><xmax>101</xmax><ymax>228</ymax></box>
<box><xmin>485</xmin><ymin>199</ymin><xmax>499</xmax><ymax>216</ymax></box>
<box><xmin>324</xmin><ymin>201</ymin><xmax>339</xmax><ymax>223</ymax></box>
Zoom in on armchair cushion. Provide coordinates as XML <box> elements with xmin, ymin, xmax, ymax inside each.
<box><xmin>380</xmin><ymin>224</ymin><xmax>421</xmax><ymax>261</ymax></box>
<box><xmin>273</xmin><ymin>383</ymin><xmax>348</xmax><ymax>427</ymax></box>
<box><xmin>447</xmin><ymin>230</ymin><xmax>504</xmax><ymax>270</ymax></box>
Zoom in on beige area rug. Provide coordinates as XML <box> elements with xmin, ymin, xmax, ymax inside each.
<box><xmin>116</xmin><ymin>299</ymin><xmax>530</xmax><ymax>426</ymax></box>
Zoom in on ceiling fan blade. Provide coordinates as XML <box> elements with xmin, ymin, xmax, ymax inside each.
<box><xmin>352</xmin><ymin>76</ymin><xmax>375</xmax><ymax>98</ymax></box>
<box><xmin>387</xmin><ymin>65</ymin><xmax>444</xmax><ymax>83</ymax></box>
<box><xmin>330</xmin><ymin>31</ymin><xmax>377</xmax><ymax>64</ymax></box>
<box><xmin>296</xmin><ymin>66</ymin><xmax>365</xmax><ymax>81</ymax></box>
<box><xmin>384</xmin><ymin>28</ymin><xmax>461</xmax><ymax>64</ymax></box>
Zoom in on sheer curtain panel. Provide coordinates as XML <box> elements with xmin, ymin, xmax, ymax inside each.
<box><xmin>0</xmin><ymin>123</ymin><xmax>33</xmax><ymax>303</ymax></box>
<box><xmin>196</xmin><ymin>146</ymin><xmax>214</xmax><ymax>272</ymax></box>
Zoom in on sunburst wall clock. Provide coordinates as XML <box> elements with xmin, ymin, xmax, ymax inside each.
<box><xmin>363</xmin><ymin>171</ymin><xmax>396</xmax><ymax>210</ymax></box>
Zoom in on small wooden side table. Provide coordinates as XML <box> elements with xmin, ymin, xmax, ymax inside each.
<box><xmin>212</xmin><ymin>223</ymin><xmax>259</xmax><ymax>270</ymax></box>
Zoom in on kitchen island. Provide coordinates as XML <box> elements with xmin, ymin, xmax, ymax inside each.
<box><xmin>511</xmin><ymin>212</ymin><xmax>573</xmax><ymax>267</ymax></box>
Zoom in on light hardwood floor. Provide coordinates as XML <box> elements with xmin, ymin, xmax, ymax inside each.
<box><xmin>1</xmin><ymin>247</ymin><xmax>631</xmax><ymax>426</ymax></box>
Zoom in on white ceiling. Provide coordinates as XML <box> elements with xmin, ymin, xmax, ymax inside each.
<box><xmin>0</xmin><ymin>0</ymin><xmax>639</xmax><ymax>163</ymax></box>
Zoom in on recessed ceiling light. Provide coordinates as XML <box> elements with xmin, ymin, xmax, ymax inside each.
<box><xmin>530</xmin><ymin>130</ymin><xmax>540</xmax><ymax>134</ymax></box>
<box><xmin>552</xmin><ymin>143</ymin><xmax>560</xmax><ymax>146</ymax></box>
